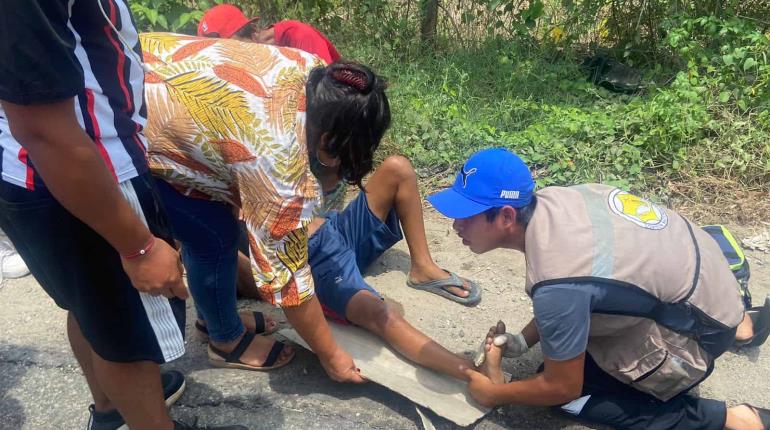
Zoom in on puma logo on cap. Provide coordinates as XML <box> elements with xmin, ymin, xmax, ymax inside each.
<box><xmin>500</xmin><ymin>190</ymin><xmax>520</xmax><ymax>199</ymax></box>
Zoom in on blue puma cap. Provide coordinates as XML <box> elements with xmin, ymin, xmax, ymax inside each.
<box><xmin>427</xmin><ymin>148</ymin><xmax>534</xmax><ymax>219</ymax></box>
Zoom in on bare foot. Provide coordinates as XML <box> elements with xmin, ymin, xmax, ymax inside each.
<box><xmin>408</xmin><ymin>264</ymin><xmax>471</xmax><ymax>298</ymax></box>
<box><xmin>210</xmin><ymin>333</ymin><xmax>294</xmax><ymax>368</ymax></box>
<box><xmin>240</xmin><ymin>311</ymin><xmax>278</xmax><ymax>334</ymax></box>
<box><xmin>479</xmin><ymin>321</ymin><xmax>506</xmax><ymax>384</ymax></box>
<box><xmin>726</xmin><ymin>405</ymin><xmax>764</xmax><ymax>430</ymax></box>
<box><xmin>735</xmin><ymin>313</ymin><xmax>754</xmax><ymax>342</ymax></box>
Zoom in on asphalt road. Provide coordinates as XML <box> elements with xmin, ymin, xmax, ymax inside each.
<box><xmin>1</xmin><ymin>215</ymin><xmax>768</xmax><ymax>430</ymax></box>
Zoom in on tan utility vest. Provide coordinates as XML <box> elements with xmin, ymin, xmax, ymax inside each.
<box><xmin>524</xmin><ymin>184</ymin><xmax>744</xmax><ymax>401</ymax></box>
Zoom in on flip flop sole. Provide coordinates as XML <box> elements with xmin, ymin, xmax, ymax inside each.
<box><xmin>207</xmin><ymin>355</ymin><xmax>294</xmax><ymax>371</ymax></box>
<box><xmin>207</xmin><ymin>348</ymin><xmax>295</xmax><ymax>371</ymax></box>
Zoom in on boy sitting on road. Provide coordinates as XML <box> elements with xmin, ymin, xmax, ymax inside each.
<box><xmin>233</xmin><ymin>155</ymin><xmax>481</xmax><ymax>380</ymax></box>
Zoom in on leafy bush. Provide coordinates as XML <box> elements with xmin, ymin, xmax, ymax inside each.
<box><xmin>664</xmin><ymin>14</ymin><xmax>769</xmax><ymax>111</ymax></box>
<box><xmin>130</xmin><ymin>0</ymin><xmax>213</xmax><ymax>33</ymax></box>
<box><xmin>131</xmin><ymin>0</ymin><xmax>769</xmax><ymax>203</ymax></box>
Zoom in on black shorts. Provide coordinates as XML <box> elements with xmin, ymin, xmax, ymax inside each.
<box><xmin>0</xmin><ymin>174</ymin><xmax>185</xmax><ymax>364</ymax></box>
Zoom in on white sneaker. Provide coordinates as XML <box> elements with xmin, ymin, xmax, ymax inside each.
<box><xmin>0</xmin><ymin>240</ymin><xmax>30</xmax><ymax>280</ymax></box>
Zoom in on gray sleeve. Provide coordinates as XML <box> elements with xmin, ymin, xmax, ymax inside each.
<box><xmin>532</xmin><ymin>283</ymin><xmax>593</xmax><ymax>361</ymax></box>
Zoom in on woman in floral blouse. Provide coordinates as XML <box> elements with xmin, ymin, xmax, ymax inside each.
<box><xmin>141</xmin><ymin>32</ymin><xmax>390</xmax><ymax>379</ymax></box>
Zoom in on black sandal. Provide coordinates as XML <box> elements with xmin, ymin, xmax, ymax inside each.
<box><xmin>195</xmin><ymin>311</ymin><xmax>275</xmax><ymax>342</ymax></box>
<box><xmin>207</xmin><ymin>331</ymin><xmax>294</xmax><ymax>371</ymax></box>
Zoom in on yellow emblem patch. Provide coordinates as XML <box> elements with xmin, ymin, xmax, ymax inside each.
<box><xmin>608</xmin><ymin>189</ymin><xmax>668</xmax><ymax>230</ymax></box>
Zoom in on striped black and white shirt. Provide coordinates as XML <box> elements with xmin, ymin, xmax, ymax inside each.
<box><xmin>0</xmin><ymin>0</ymin><xmax>148</xmax><ymax>189</ymax></box>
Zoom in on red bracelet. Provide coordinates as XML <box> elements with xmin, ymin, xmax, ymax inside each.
<box><xmin>122</xmin><ymin>237</ymin><xmax>155</xmax><ymax>260</ymax></box>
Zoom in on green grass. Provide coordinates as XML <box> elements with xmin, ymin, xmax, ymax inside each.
<box><xmin>129</xmin><ymin>0</ymin><xmax>770</xmax><ymax>207</ymax></box>
<box><xmin>338</xmin><ymin>36</ymin><xmax>770</xmax><ymax>195</ymax></box>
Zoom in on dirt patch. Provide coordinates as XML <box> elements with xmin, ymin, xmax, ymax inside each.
<box><xmin>662</xmin><ymin>176</ymin><xmax>770</xmax><ymax>226</ymax></box>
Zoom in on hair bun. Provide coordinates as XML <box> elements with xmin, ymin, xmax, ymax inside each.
<box><xmin>331</xmin><ymin>68</ymin><xmax>370</xmax><ymax>93</ymax></box>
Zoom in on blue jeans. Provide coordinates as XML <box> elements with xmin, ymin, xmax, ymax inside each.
<box><xmin>154</xmin><ymin>178</ymin><xmax>243</xmax><ymax>343</ymax></box>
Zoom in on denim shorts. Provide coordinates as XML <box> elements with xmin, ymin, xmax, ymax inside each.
<box><xmin>308</xmin><ymin>191</ymin><xmax>403</xmax><ymax>321</ymax></box>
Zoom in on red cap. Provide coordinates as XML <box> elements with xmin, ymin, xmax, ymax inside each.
<box><xmin>197</xmin><ymin>4</ymin><xmax>257</xmax><ymax>38</ymax></box>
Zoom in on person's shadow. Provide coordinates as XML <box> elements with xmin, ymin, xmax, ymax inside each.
<box><xmin>0</xmin><ymin>343</ymin><xmax>37</xmax><ymax>429</ymax></box>
<box><xmin>266</xmin><ymin>349</ymin><xmax>471</xmax><ymax>429</ymax></box>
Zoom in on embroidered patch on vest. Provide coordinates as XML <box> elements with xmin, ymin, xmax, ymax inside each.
<box><xmin>608</xmin><ymin>189</ymin><xmax>668</xmax><ymax>230</ymax></box>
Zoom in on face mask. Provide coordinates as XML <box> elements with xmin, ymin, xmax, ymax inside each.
<box><xmin>309</xmin><ymin>150</ymin><xmax>326</xmax><ymax>179</ymax></box>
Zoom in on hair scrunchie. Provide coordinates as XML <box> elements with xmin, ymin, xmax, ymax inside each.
<box><xmin>331</xmin><ymin>68</ymin><xmax>370</xmax><ymax>93</ymax></box>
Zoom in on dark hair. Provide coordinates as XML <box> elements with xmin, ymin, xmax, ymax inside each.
<box><xmin>484</xmin><ymin>195</ymin><xmax>538</xmax><ymax>225</ymax></box>
<box><xmin>232</xmin><ymin>21</ymin><xmax>264</xmax><ymax>39</ymax></box>
<box><xmin>305</xmin><ymin>61</ymin><xmax>391</xmax><ymax>189</ymax></box>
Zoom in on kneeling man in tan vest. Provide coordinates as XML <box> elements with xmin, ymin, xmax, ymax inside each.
<box><xmin>428</xmin><ymin>148</ymin><xmax>770</xmax><ymax>430</ymax></box>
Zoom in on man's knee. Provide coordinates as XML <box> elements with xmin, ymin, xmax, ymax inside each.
<box><xmin>381</xmin><ymin>155</ymin><xmax>416</xmax><ymax>182</ymax></box>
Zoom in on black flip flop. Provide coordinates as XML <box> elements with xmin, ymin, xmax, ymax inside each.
<box><xmin>207</xmin><ymin>331</ymin><xmax>294</xmax><ymax>371</ymax></box>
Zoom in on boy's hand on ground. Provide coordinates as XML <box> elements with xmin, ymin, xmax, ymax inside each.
<box><xmin>461</xmin><ymin>366</ymin><xmax>499</xmax><ymax>408</ymax></box>
<box><xmin>321</xmin><ymin>347</ymin><xmax>366</xmax><ymax>383</ymax></box>
<box><xmin>121</xmin><ymin>238</ymin><xmax>189</xmax><ymax>299</ymax></box>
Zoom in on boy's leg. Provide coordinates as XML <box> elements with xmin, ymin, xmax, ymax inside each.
<box><xmin>363</xmin><ymin>156</ymin><xmax>470</xmax><ymax>298</ymax></box>
<box><xmin>92</xmin><ymin>352</ymin><xmax>171</xmax><ymax>429</ymax></box>
<box><xmin>67</xmin><ymin>313</ymin><xmax>112</xmax><ymax>412</ymax></box>
<box><xmin>310</xmin><ymin>204</ymin><xmax>472</xmax><ymax>381</ymax></box>
<box><xmin>69</xmin><ymin>312</ymin><xmax>173</xmax><ymax>429</ymax></box>
<box><xmin>234</xmin><ymin>220</ymin><xmax>261</xmax><ymax>300</ymax></box>
<box><xmin>345</xmin><ymin>290</ymin><xmax>472</xmax><ymax>380</ymax></box>
<box><xmin>236</xmin><ymin>251</ymin><xmax>261</xmax><ymax>299</ymax></box>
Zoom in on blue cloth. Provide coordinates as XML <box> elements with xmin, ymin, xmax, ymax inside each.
<box><xmin>309</xmin><ymin>191</ymin><xmax>403</xmax><ymax>319</ymax></box>
<box><xmin>154</xmin><ymin>178</ymin><xmax>244</xmax><ymax>343</ymax></box>
<box><xmin>532</xmin><ymin>283</ymin><xmax>594</xmax><ymax>361</ymax></box>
